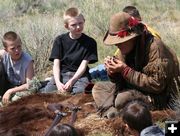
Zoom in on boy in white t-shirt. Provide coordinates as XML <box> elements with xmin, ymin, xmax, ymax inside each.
<box><xmin>0</xmin><ymin>31</ymin><xmax>34</xmax><ymax>105</ymax></box>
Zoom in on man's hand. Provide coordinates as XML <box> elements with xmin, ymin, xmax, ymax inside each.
<box><xmin>104</xmin><ymin>56</ymin><xmax>127</xmax><ymax>75</ymax></box>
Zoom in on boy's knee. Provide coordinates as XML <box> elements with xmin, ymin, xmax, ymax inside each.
<box><xmin>71</xmin><ymin>87</ymin><xmax>84</xmax><ymax>94</ymax></box>
<box><xmin>39</xmin><ymin>84</ymin><xmax>57</xmax><ymax>93</ymax></box>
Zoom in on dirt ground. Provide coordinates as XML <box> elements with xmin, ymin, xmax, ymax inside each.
<box><xmin>0</xmin><ymin>93</ymin><xmax>176</xmax><ymax>136</ymax></box>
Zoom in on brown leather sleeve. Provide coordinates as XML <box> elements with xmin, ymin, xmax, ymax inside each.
<box><xmin>125</xmin><ymin>40</ymin><xmax>169</xmax><ymax>94</ymax></box>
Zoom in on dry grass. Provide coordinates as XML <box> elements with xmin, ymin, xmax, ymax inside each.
<box><xmin>0</xmin><ymin>0</ymin><xmax>179</xmax><ymax>78</ymax></box>
<box><xmin>0</xmin><ymin>1</ymin><xmax>179</xmax><ymax>135</ymax></box>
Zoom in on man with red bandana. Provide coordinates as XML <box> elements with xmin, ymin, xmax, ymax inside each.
<box><xmin>92</xmin><ymin>12</ymin><xmax>180</xmax><ymax>118</ymax></box>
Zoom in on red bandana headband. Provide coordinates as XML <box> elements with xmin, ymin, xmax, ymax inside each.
<box><xmin>109</xmin><ymin>17</ymin><xmax>140</xmax><ymax>38</ymax></box>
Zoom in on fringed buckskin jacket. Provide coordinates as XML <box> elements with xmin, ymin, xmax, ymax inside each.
<box><xmin>111</xmin><ymin>32</ymin><xmax>180</xmax><ymax>110</ymax></box>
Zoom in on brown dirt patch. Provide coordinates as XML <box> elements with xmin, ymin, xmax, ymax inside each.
<box><xmin>0</xmin><ymin>93</ymin><xmax>175</xmax><ymax>136</ymax></box>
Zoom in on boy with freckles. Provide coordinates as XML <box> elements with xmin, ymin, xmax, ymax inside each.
<box><xmin>41</xmin><ymin>7</ymin><xmax>98</xmax><ymax>94</ymax></box>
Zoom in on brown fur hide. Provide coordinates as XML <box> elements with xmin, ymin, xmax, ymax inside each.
<box><xmin>0</xmin><ymin>93</ymin><xmax>175</xmax><ymax>136</ymax></box>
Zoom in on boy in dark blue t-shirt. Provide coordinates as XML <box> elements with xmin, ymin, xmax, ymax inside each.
<box><xmin>41</xmin><ymin>7</ymin><xmax>98</xmax><ymax>94</ymax></box>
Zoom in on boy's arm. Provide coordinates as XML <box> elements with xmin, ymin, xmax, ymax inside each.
<box><xmin>53</xmin><ymin>59</ymin><xmax>65</xmax><ymax>92</ymax></box>
<box><xmin>53</xmin><ymin>59</ymin><xmax>61</xmax><ymax>85</ymax></box>
<box><xmin>71</xmin><ymin>60</ymin><xmax>89</xmax><ymax>82</ymax></box>
<box><xmin>0</xmin><ymin>49</ymin><xmax>6</xmax><ymax>60</ymax></box>
<box><xmin>2</xmin><ymin>60</ymin><xmax>34</xmax><ymax>104</ymax></box>
<box><xmin>64</xmin><ymin>60</ymin><xmax>89</xmax><ymax>90</ymax></box>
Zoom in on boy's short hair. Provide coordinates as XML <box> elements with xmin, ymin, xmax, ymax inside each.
<box><xmin>63</xmin><ymin>7</ymin><xmax>85</xmax><ymax>24</ymax></box>
<box><xmin>123</xmin><ymin>6</ymin><xmax>141</xmax><ymax>21</ymax></box>
<box><xmin>49</xmin><ymin>123</ymin><xmax>79</xmax><ymax>136</ymax></box>
<box><xmin>2</xmin><ymin>31</ymin><xmax>21</xmax><ymax>48</ymax></box>
<box><xmin>122</xmin><ymin>100</ymin><xmax>152</xmax><ymax>133</ymax></box>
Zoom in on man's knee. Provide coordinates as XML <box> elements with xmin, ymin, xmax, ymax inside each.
<box><xmin>115</xmin><ymin>90</ymin><xmax>150</xmax><ymax>110</ymax></box>
<box><xmin>92</xmin><ymin>81</ymin><xmax>115</xmax><ymax>99</ymax></box>
<box><xmin>115</xmin><ymin>91</ymin><xmax>134</xmax><ymax>110</ymax></box>
<box><xmin>92</xmin><ymin>81</ymin><xmax>115</xmax><ymax>107</ymax></box>
<box><xmin>92</xmin><ymin>81</ymin><xmax>115</xmax><ymax>93</ymax></box>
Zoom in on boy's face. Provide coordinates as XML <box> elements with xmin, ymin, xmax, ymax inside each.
<box><xmin>5</xmin><ymin>39</ymin><xmax>22</xmax><ymax>61</ymax></box>
<box><xmin>66</xmin><ymin>16</ymin><xmax>85</xmax><ymax>36</ymax></box>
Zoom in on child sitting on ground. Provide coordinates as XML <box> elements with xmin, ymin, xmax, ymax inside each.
<box><xmin>0</xmin><ymin>31</ymin><xmax>34</xmax><ymax>105</ymax></box>
<box><xmin>40</xmin><ymin>7</ymin><xmax>98</xmax><ymax>94</ymax></box>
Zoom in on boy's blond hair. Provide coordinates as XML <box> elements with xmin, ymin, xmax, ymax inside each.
<box><xmin>2</xmin><ymin>31</ymin><xmax>21</xmax><ymax>48</ymax></box>
<box><xmin>63</xmin><ymin>7</ymin><xmax>85</xmax><ymax>24</ymax></box>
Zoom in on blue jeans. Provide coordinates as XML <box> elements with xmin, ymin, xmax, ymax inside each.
<box><xmin>40</xmin><ymin>72</ymin><xmax>90</xmax><ymax>94</ymax></box>
<box><xmin>89</xmin><ymin>64</ymin><xmax>109</xmax><ymax>81</ymax></box>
